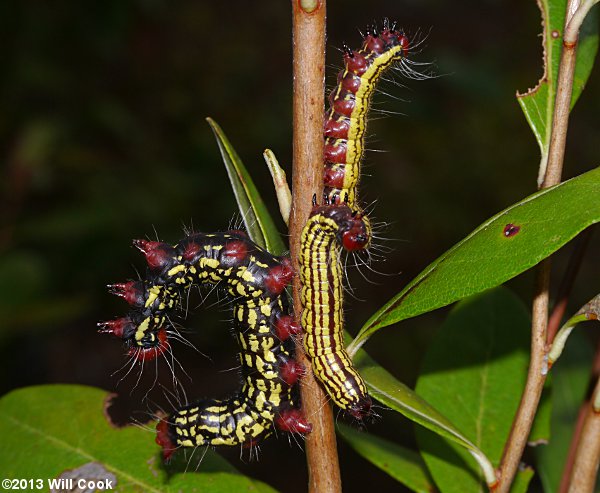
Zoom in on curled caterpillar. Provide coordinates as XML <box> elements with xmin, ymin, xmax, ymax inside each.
<box><xmin>100</xmin><ymin>231</ymin><xmax>311</xmax><ymax>459</ymax></box>
<box><xmin>323</xmin><ymin>20</ymin><xmax>409</xmax><ymax>228</ymax></box>
<box><xmin>299</xmin><ymin>202</ymin><xmax>372</xmax><ymax>418</ymax></box>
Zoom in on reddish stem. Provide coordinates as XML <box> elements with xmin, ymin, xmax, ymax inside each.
<box><xmin>547</xmin><ymin>229</ymin><xmax>593</xmax><ymax>343</ymax></box>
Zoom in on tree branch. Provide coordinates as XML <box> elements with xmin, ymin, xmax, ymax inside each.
<box><xmin>495</xmin><ymin>0</ymin><xmax>586</xmax><ymax>490</ymax></box>
<box><xmin>567</xmin><ymin>375</ymin><xmax>600</xmax><ymax>492</ymax></box>
<box><xmin>289</xmin><ymin>2</ymin><xmax>342</xmax><ymax>492</ymax></box>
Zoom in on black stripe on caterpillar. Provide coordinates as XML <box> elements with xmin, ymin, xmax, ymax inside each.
<box><xmin>299</xmin><ymin>202</ymin><xmax>372</xmax><ymax>419</ymax></box>
<box><xmin>99</xmin><ymin>231</ymin><xmax>311</xmax><ymax>459</ymax></box>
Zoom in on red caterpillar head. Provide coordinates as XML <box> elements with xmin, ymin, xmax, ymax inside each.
<box><xmin>340</xmin><ymin>211</ymin><xmax>370</xmax><ymax>251</ymax></box>
<box><xmin>98</xmin><ymin>315</ymin><xmax>170</xmax><ymax>361</ymax></box>
<box><xmin>347</xmin><ymin>395</ymin><xmax>373</xmax><ymax>420</ymax></box>
<box><xmin>364</xmin><ymin>20</ymin><xmax>409</xmax><ymax>55</ymax></box>
<box><xmin>310</xmin><ymin>203</ymin><xmax>371</xmax><ymax>251</ymax></box>
<box><xmin>128</xmin><ymin>326</ymin><xmax>170</xmax><ymax>361</ymax></box>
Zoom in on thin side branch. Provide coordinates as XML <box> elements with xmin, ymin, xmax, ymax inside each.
<box><xmin>496</xmin><ymin>264</ymin><xmax>551</xmax><ymax>493</ymax></box>
<box><xmin>547</xmin><ymin>229</ymin><xmax>593</xmax><ymax>342</ymax></box>
<box><xmin>495</xmin><ymin>0</ymin><xmax>586</xmax><ymax>490</ymax></box>
<box><xmin>289</xmin><ymin>2</ymin><xmax>342</xmax><ymax>493</ymax></box>
<box><xmin>559</xmin><ymin>337</ymin><xmax>600</xmax><ymax>492</ymax></box>
<box><xmin>567</xmin><ymin>376</ymin><xmax>600</xmax><ymax>492</ymax></box>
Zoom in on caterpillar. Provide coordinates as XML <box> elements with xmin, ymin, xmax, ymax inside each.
<box><xmin>323</xmin><ymin>20</ymin><xmax>409</xmax><ymax>230</ymax></box>
<box><xmin>99</xmin><ymin>231</ymin><xmax>311</xmax><ymax>460</ymax></box>
<box><xmin>299</xmin><ymin>201</ymin><xmax>372</xmax><ymax>418</ymax></box>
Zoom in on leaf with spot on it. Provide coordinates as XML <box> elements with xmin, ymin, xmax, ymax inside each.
<box><xmin>517</xmin><ymin>0</ymin><xmax>598</xmax><ymax>183</ymax></box>
<box><xmin>207</xmin><ymin>117</ymin><xmax>286</xmax><ymax>255</ymax></box>
<box><xmin>348</xmin><ymin>166</ymin><xmax>600</xmax><ymax>354</ymax></box>
<box><xmin>0</xmin><ymin>385</ymin><xmax>277</xmax><ymax>493</ymax></box>
<box><xmin>415</xmin><ymin>288</ymin><xmax>532</xmax><ymax>493</ymax></box>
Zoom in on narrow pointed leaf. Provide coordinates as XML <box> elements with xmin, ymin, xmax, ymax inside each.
<box><xmin>517</xmin><ymin>0</ymin><xmax>598</xmax><ymax>183</ymax></box>
<box><xmin>0</xmin><ymin>385</ymin><xmax>277</xmax><ymax>493</ymax></box>
<box><xmin>351</xmin><ymin>336</ymin><xmax>495</xmax><ymax>485</ymax></box>
<box><xmin>207</xmin><ymin>117</ymin><xmax>286</xmax><ymax>255</ymax></box>
<box><xmin>338</xmin><ymin>423</ymin><xmax>435</xmax><ymax>493</ymax></box>
<box><xmin>263</xmin><ymin>149</ymin><xmax>292</xmax><ymax>225</ymax></box>
<box><xmin>415</xmin><ymin>288</ymin><xmax>531</xmax><ymax>493</ymax></box>
<box><xmin>349</xmin><ymin>166</ymin><xmax>600</xmax><ymax>354</ymax></box>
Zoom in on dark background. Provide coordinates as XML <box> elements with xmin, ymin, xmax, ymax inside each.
<box><xmin>1</xmin><ymin>0</ymin><xmax>598</xmax><ymax>491</ymax></box>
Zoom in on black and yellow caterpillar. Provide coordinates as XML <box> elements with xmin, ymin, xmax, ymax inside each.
<box><xmin>299</xmin><ymin>21</ymin><xmax>409</xmax><ymax>420</ymax></box>
<box><xmin>100</xmin><ymin>231</ymin><xmax>311</xmax><ymax>459</ymax></box>
<box><xmin>299</xmin><ymin>202</ymin><xmax>372</xmax><ymax>418</ymax></box>
<box><xmin>323</xmin><ymin>21</ymin><xmax>409</xmax><ymax>245</ymax></box>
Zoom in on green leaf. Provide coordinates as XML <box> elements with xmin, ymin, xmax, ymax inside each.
<box><xmin>338</xmin><ymin>423</ymin><xmax>435</xmax><ymax>493</ymax></box>
<box><xmin>415</xmin><ymin>288</ymin><xmax>531</xmax><ymax>493</ymax></box>
<box><xmin>206</xmin><ymin>117</ymin><xmax>286</xmax><ymax>255</ymax></box>
<box><xmin>349</xmin><ymin>166</ymin><xmax>600</xmax><ymax>354</ymax></box>
<box><xmin>0</xmin><ymin>385</ymin><xmax>277</xmax><ymax>493</ymax></box>
<box><xmin>517</xmin><ymin>0</ymin><xmax>598</xmax><ymax>183</ymax></box>
<box><xmin>352</xmin><ymin>337</ymin><xmax>496</xmax><ymax>485</ymax></box>
<box><xmin>511</xmin><ymin>467</ymin><xmax>535</xmax><ymax>493</ymax></box>
<box><xmin>536</xmin><ymin>330</ymin><xmax>594</xmax><ymax>493</ymax></box>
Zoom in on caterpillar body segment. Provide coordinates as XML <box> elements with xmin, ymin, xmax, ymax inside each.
<box><xmin>299</xmin><ymin>204</ymin><xmax>372</xmax><ymax>419</ymax></box>
<box><xmin>324</xmin><ymin>22</ymin><xmax>409</xmax><ymax>224</ymax></box>
<box><xmin>101</xmin><ymin>230</ymin><xmax>310</xmax><ymax>460</ymax></box>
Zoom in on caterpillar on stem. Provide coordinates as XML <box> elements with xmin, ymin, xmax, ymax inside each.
<box><xmin>300</xmin><ymin>201</ymin><xmax>372</xmax><ymax>419</ymax></box>
<box><xmin>100</xmin><ymin>231</ymin><xmax>311</xmax><ymax>460</ymax></box>
<box><xmin>324</xmin><ymin>20</ymin><xmax>409</xmax><ymax>245</ymax></box>
<box><xmin>299</xmin><ymin>21</ymin><xmax>410</xmax><ymax>417</ymax></box>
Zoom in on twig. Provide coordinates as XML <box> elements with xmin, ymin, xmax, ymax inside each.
<box><xmin>547</xmin><ymin>229</ymin><xmax>593</xmax><ymax>343</ymax></box>
<box><xmin>495</xmin><ymin>0</ymin><xmax>588</xmax><ymax>490</ymax></box>
<box><xmin>567</xmin><ymin>376</ymin><xmax>600</xmax><ymax>492</ymax></box>
<box><xmin>559</xmin><ymin>337</ymin><xmax>600</xmax><ymax>492</ymax></box>
<box><xmin>288</xmin><ymin>2</ymin><xmax>342</xmax><ymax>493</ymax></box>
<box><xmin>496</xmin><ymin>265</ymin><xmax>551</xmax><ymax>493</ymax></box>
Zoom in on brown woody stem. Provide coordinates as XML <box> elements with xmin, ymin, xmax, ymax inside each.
<box><xmin>567</xmin><ymin>376</ymin><xmax>600</xmax><ymax>492</ymax></box>
<box><xmin>559</xmin><ymin>337</ymin><xmax>600</xmax><ymax>492</ymax></box>
<box><xmin>495</xmin><ymin>0</ymin><xmax>584</xmax><ymax>490</ymax></box>
<box><xmin>289</xmin><ymin>2</ymin><xmax>342</xmax><ymax>493</ymax></box>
